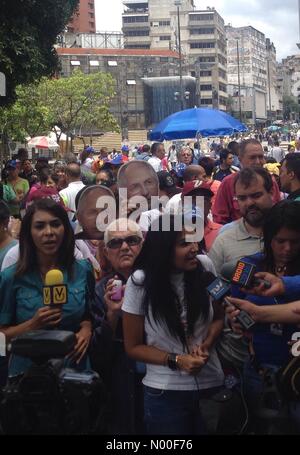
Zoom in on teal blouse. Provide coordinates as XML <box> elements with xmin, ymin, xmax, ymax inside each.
<box><xmin>0</xmin><ymin>259</ymin><xmax>95</xmax><ymax>376</ymax></box>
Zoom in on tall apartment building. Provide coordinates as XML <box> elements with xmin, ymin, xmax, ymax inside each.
<box><xmin>226</xmin><ymin>25</ymin><xmax>268</xmax><ymax>124</ymax></box>
<box><xmin>266</xmin><ymin>39</ymin><xmax>282</xmax><ymax>121</ymax></box>
<box><xmin>122</xmin><ymin>1</ymin><xmax>227</xmax><ymax>111</ymax></box>
<box><xmin>67</xmin><ymin>0</ymin><xmax>96</xmax><ymax>34</ymax></box>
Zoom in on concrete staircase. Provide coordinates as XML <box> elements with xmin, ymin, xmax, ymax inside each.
<box><xmin>72</xmin><ymin>130</ymin><xmax>149</xmax><ymax>153</ymax></box>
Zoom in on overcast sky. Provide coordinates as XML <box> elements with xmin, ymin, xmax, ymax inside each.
<box><xmin>95</xmin><ymin>0</ymin><xmax>299</xmax><ymax>61</ymax></box>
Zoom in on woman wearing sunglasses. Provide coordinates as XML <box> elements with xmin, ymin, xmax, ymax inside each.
<box><xmin>91</xmin><ymin>218</ymin><xmax>144</xmax><ymax>434</ymax></box>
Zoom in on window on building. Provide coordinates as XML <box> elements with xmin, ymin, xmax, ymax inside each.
<box><xmin>200</xmin><ymin>70</ymin><xmax>212</xmax><ymax>77</ymax></box>
<box><xmin>160</xmin><ymin>57</ymin><xmax>169</xmax><ymax>62</ymax></box>
<box><xmin>189</xmin><ymin>14</ymin><xmax>214</xmax><ymax>21</ymax></box>
<box><xmin>89</xmin><ymin>12</ymin><xmax>94</xmax><ymax>18</ymax></box>
<box><xmin>190</xmin><ymin>27</ymin><xmax>215</xmax><ymax>35</ymax></box>
<box><xmin>219</xmin><ymin>83</ymin><xmax>227</xmax><ymax>93</ymax></box>
<box><xmin>200</xmin><ymin>98</ymin><xmax>213</xmax><ymax>105</ymax></box>
<box><xmin>159</xmin><ymin>20</ymin><xmax>170</xmax><ymax>26</ymax></box>
<box><xmin>123</xmin><ymin>16</ymin><xmax>148</xmax><ymax>23</ymax></box>
<box><xmin>200</xmin><ymin>84</ymin><xmax>212</xmax><ymax>91</ymax></box>
<box><xmin>190</xmin><ymin>42</ymin><xmax>215</xmax><ymax>49</ymax></box>
<box><xmin>89</xmin><ymin>22</ymin><xmax>94</xmax><ymax>28</ymax></box>
<box><xmin>160</xmin><ymin>36</ymin><xmax>171</xmax><ymax>41</ymax></box>
<box><xmin>126</xmin><ymin>30</ymin><xmax>150</xmax><ymax>36</ymax></box>
<box><xmin>88</xmin><ymin>2</ymin><xmax>94</xmax><ymax>9</ymax></box>
<box><xmin>198</xmin><ymin>56</ymin><xmax>215</xmax><ymax>63</ymax></box>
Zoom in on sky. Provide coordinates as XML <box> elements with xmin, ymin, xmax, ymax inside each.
<box><xmin>95</xmin><ymin>0</ymin><xmax>300</xmax><ymax>61</ymax></box>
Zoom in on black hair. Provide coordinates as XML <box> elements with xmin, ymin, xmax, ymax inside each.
<box><xmin>227</xmin><ymin>141</ymin><xmax>240</xmax><ymax>156</ymax></box>
<box><xmin>150</xmin><ymin>142</ymin><xmax>163</xmax><ymax>156</ymax></box>
<box><xmin>16</xmin><ymin>199</ymin><xmax>75</xmax><ymax>278</ymax></box>
<box><xmin>198</xmin><ymin>157</ymin><xmax>216</xmax><ymax>177</ymax></box>
<box><xmin>262</xmin><ymin>200</ymin><xmax>300</xmax><ymax>275</ymax></box>
<box><xmin>234</xmin><ymin>167</ymin><xmax>272</xmax><ymax>193</ymax></box>
<box><xmin>0</xmin><ymin>200</ymin><xmax>10</xmax><ymax>224</ymax></box>
<box><xmin>219</xmin><ymin>149</ymin><xmax>233</xmax><ymax>163</ymax></box>
<box><xmin>284</xmin><ymin>153</ymin><xmax>300</xmax><ymax>180</ymax></box>
<box><xmin>133</xmin><ymin>214</ymin><xmax>210</xmax><ymax>348</ymax></box>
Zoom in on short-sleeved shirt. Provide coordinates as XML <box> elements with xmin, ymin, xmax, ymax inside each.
<box><xmin>2</xmin><ymin>185</ymin><xmax>17</xmax><ymax>203</ymax></box>
<box><xmin>122</xmin><ymin>267</ymin><xmax>224</xmax><ymax>391</ymax></box>
<box><xmin>208</xmin><ymin>218</ymin><xmax>264</xmax><ymax>274</ymax></box>
<box><xmin>6</xmin><ymin>178</ymin><xmax>30</xmax><ymax>217</ymax></box>
<box><xmin>0</xmin><ymin>259</ymin><xmax>94</xmax><ymax>375</ymax></box>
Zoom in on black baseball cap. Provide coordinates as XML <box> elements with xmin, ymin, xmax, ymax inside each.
<box><xmin>157</xmin><ymin>171</ymin><xmax>181</xmax><ymax>197</ymax></box>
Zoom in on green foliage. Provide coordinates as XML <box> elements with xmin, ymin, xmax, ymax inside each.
<box><xmin>283</xmin><ymin>95</ymin><xmax>300</xmax><ymax>120</ymax></box>
<box><xmin>0</xmin><ymin>0</ymin><xmax>79</xmax><ymax>106</ymax></box>
<box><xmin>0</xmin><ymin>70</ymin><xmax>120</xmax><ymax>146</ymax></box>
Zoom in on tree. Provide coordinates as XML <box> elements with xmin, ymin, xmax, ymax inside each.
<box><xmin>0</xmin><ymin>0</ymin><xmax>79</xmax><ymax>106</ymax></box>
<box><xmin>43</xmin><ymin>69</ymin><xmax>120</xmax><ymax>151</ymax></box>
<box><xmin>0</xmin><ymin>81</ymin><xmax>52</xmax><ymax>142</ymax></box>
<box><xmin>283</xmin><ymin>95</ymin><xmax>300</xmax><ymax>121</ymax></box>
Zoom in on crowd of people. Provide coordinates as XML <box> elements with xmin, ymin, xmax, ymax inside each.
<box><xmin>1</xmin><ymin>134</ymin><xmax>300</xmax><ymax>435</ymax></box>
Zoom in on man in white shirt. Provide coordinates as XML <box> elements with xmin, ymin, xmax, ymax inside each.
<box><xmin>148</xmin><ymin>143</ymin><xmax>165</xmax><ymax>172</ymax></box>
<box><xmin>59</xmin><ymin>163</ymin><xmax>85</xmax><ymax>220</ymax></box>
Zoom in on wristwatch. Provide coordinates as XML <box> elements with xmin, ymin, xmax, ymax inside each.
<box><xmin>167</xmin><ymin>353</ymin><xmax>179</xmax><ymax>371</ymax></box>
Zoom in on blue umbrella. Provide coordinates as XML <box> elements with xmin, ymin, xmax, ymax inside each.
<box><xmin>268</xmin><ymin>125</ymin><xmax>280</xmax><ymax>132</ymax></box>
<box><xmin>149</xmin><ymin>107</ymin><xmax>248</xmax><ymax>141</ymax></box>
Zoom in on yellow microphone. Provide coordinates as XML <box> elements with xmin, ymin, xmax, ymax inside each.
<box><xmin>43</xmin><ymin>269</ymin><xmax>68</xmax><ymax>306</ymax></box>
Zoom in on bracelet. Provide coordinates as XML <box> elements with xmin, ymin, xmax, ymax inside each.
<box><xmin>167</xmin><ymin>353</ymin><xmax>179</xmax><ymax>371</ymax></box>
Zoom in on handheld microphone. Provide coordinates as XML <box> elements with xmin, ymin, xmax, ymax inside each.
<box><xmin>221</xmin><ymin>261</ymin><xmax>271</xmax><ymax>290</ymax></box>
<box><xmin>202</xmin><ymin>271</ymin><xmax>255</xmax><ymax>330</ymax></box>
<box><xmin>43</xmin><ymin>269</ymin><xmax>68</xmax><ymax>307</ymax></box>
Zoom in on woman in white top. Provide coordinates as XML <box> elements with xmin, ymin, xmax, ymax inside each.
<box><xmin>122</xmin><ymin>214</ymin><xmax>224</xmax><ymax>434</ymax></box>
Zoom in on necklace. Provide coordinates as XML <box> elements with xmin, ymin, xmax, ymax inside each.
<box><xmin>275</xmin><ymin>265</ymin><xmax>287</xmax><ymax>274</ymax></box>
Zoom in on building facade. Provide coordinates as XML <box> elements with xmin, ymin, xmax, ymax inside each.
<box><xmin>57</xmin><ymin>48</ymin><xmax>197</xmax><ymax>136</ymax></box>
<box><xmin>226</xmin><ymin>25</ymin><xmax>268</xmax><ymax>125</ymax></box>
<box><xmin>266</xmin><ymin>39</ymin><xmax>283</xmax><ymax>121</ymax></box>
<box><xmin>122</xmin><ymin>1</ymin><xmax>227</xmax><ymax>111</ymax></box>
<box><xmin>67</xmin><ymin>0</ymin><xmax>96</xmax><ymax>34</ymax></box>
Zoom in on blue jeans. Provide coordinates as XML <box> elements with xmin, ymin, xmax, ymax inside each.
<box><xmin>144</xmin><ymin>386</ymin><xmax>220</xmax><ymax>435</ymax></box>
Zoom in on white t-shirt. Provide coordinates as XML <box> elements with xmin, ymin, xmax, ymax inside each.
<box><xmin>148</xmin><ymin>156</ymin><xmax>163</xmax><ymax>172</ymax></box>
<box><xmin>122</xmin><ymin>258</ymin><xmax>223</xmax><ymax>391</ymax></box>
<box><xmin>164</xmin><ymin>193</ymin><xmax>182</xmax><ymax>214</ymax></box>
<box><xmin>59</xmin><ymin>181</ymin><xmax>85</xmax><ymax>221</ymax></box>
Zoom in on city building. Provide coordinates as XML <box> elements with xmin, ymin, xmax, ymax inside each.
<box><xmin>122</xmin><ymin>1</ymin><xmax>227</xmax><ymax>110</ymax></box>
<box><xmin>226</xmin><ymin>25</ymin><xmax>268</xmax><ymax>125</ymax></box>
<box><xmin>266</xmin><ymin>39</ymin><xmax>283</xmax><ymax>121</ymax></box>
<box><xmin>57</xmin><ymin>47</ymin><xmax>197</xmax><ymax>136</ymax></box>
<box><xmin>67</xmin><ymin>0</ymin><xmax>96</xmax><ymax>34</ymax></box>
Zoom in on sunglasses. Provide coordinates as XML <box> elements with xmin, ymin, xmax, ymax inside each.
<box><xmin>106</xmin><ymin>235</ymin><xmax>142</xmax><ymax>249</ymax></box>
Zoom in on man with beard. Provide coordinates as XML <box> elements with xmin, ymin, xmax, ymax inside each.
<box><xmin>212</xmin><ymin>139</ymin><xmax>281</xmax><ymax>225</ymax></box>
<box><xmin>208</xmin><ymin>167</ymin><xmax>273</xmax><ymax>274</ymax></box>
<box><xmin>208</xmin><ymin>167</ymin><xmax>274</xmax><ymax>371</ymax></box>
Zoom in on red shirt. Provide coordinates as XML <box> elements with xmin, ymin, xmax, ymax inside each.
<box><xmin>204</xmin><ymin>219</ymin><xmax>222</xmax><ymax>252</ymax></box>
<box><xmin>212</xmin><ymin>172</ymin><xmax>281</xmax><ymax>225</ymax></box>
<box><xmin>26</xmin><ymin>186</ymin><xmax>65</xmax><ymax>208</ymax></box>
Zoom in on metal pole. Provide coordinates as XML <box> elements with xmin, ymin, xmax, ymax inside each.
<box><xmin>177</xmin><ymin>5</ymin><xmax>184</xmax><ymax>111</ymax></box>
<box><xmin>267</xmin><ymin>58</ymin><xmax>272</xmax><ymax>124</ymax></box>
<box><xmin>237</xmin><ymin>40</ymin><xmax>242</xmax><ymax>122</ymax></box>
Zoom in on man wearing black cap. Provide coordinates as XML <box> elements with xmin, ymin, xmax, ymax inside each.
<box><xmin>157</xmin><ymin>171</ymin><xmax>181</xmax><ymax>199</ymax></box>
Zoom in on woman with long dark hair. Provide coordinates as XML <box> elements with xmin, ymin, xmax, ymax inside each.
<box><xmin>122</xmin><ymin>214</ymin><xmax>224</xmax><ymax>434</ymax></box>
<box><xmin>0</xmin><ymin>199</ymin><xmax>94</xmax><ymax>379</ymax></box>
<box><xmin>227</xmin><ymin>200</ymin><xmax>300</xmax><ymax>432</ymax></box>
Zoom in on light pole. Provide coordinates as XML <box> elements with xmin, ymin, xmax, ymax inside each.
<box><xmin>236</xmin><ymin>39</ymin><xmax>242</xmax><ymax>122</ymax></box>
<box><xmin>175</xmin><ymin>0</ymin><xmax>184</xmax><ymax>110</ymax></box>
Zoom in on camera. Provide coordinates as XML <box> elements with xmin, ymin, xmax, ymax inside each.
<box><xmin>0</xmin><ymin>330</ymin><xmax>107</xmax><ymax>434</ymax></box>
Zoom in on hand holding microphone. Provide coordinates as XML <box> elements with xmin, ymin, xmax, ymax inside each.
<box><xmin>31</xmin><ymin>269</ymin><xmax>68</xmax><ymax>330</ymax></box>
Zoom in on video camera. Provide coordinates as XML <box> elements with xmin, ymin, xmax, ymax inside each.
<box><xmin>0</xmin><ymin>330</ymin><xmax>107</xmax><ymax>435</ymax></box>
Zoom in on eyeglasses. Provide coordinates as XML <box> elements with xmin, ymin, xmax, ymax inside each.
<box><xmin>106</xmin><ymin>235</ymin><xmax>142</xmax><ymax>249</ymax></box>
